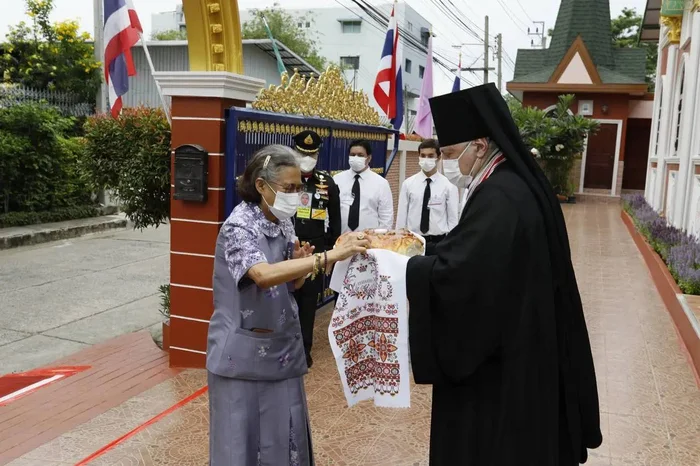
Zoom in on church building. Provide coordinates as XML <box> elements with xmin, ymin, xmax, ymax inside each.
<box><xmin>507</xmin><ymin>0</ymin><xmax>654</xmax><ymax>200</ymax></box>
<box><xmin>640</xmin><ymin>1</ymin><xmax>700</xmax><ymax>236</ymax></box>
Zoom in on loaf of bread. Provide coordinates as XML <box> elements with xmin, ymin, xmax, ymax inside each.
<box><xmin>335</xmin><ymin>229</ymin><xmax>424</xmax><ymax>257</ymax></box>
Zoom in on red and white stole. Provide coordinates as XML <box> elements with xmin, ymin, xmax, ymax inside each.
<box><xmin>463</xmin><ymin>152</ymin><xmax>506</xmax><ymax>207</ymax></box>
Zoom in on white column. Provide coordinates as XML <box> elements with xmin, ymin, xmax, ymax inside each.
<box><xmin>679</xmin><ymin>11</ymin><xmax>700</xmax><ymax>229</ymax></box>
<box><xmin>399</xmin><ymin>147</ymin><xmax>407</xmax><ymax>187</ymax></box>
<box><xmin>645</xmin><ymin>41</ymin><xmax>665</xmax><ymax>201</ymax></box>
<box><xmin>653</xmin><ymin>45</ymin><xmax>679</xmax><ymax>211</ymax></box>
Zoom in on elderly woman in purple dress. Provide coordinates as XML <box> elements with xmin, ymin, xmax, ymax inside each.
<box><xmin>207</xmin><ymin>145</ymin><xmax>369</xmax><ymax>465</ymax></box>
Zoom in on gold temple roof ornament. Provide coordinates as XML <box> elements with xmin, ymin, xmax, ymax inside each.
<box><xmin>252</xmin><ymin>65</ymin><xmax>382</xmax><ymax>126</ymax></box>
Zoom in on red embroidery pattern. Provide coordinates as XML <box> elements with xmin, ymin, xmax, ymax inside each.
<box><xmin>333</xmin><ymin>314</ymin><xmax>400</xmax><ymax>396</ymax></box>
<box><xmin>333</xmin><ymin>253</ymin><xmax>404</xmax><ymax>398</ymax></box>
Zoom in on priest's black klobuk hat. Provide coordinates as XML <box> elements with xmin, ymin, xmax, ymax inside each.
<box><xmin>293</xmin><ymin>130</ymin><xmax>322</xmax><ymax>154</ymax></box>
<box><xmin>428</xmin><ymin>85</ymin><xmax>492</xmax><ymax>147</ymax></box>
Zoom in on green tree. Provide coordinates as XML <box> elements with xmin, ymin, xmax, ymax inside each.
<box><xmin>609</xmin><ymin>7</ymin><xmax>657</xmax><ymax>90</ymax></box>
<box><xmin>0</xmin><ymin>0</ymin><xmax>101</xmax><ymax>103</ymax></box>
<box><xmin>152</xmin><ymin>29</ymin><xmax>188</xmax><ymax>41</ymax></box>
<box><xmin>242</xmin><ymin>3</ymin><xmax>326</xmax><ymax>72</ymax></box>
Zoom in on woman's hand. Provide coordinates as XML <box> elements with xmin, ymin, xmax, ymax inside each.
<box><xmin>292</xmin><ymin>240</ymin><xmax>314</xmax><ymax>260</ymax></box>
<box><xmin>329</xmin><ymin>233</ymin><xmax>371</xmax><ymax>263</ymax></box>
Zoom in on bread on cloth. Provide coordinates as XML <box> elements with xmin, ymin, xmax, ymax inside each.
<box><xmin>335</xmin><ymin>229</ymin><xmax>425</xmax><ymax>257</ymax></box>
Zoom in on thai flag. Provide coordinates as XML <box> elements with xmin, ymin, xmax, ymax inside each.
<box><xmin>373</xmin><ymin>5</ymin><xmax>403</xmax><ymax>131</ymax></box>
<box><xmin>104</xmin><ymin>0</ymin><xmax>142</xmax><ymax>118</ymax></box>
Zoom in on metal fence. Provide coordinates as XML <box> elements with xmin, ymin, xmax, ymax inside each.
<box><xmin>0</xmin><ymin>85</ymin><xmax>94</xmax><ymax>117</ymax></box>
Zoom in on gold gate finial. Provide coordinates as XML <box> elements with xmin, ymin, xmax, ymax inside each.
<box><xmin>252</xmin><ymin>65</ymin><xmax>381</xmax><ymax>125</ymax></box>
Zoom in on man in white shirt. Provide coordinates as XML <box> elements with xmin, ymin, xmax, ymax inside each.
<box><xmin>334</xmin><ymin>139</ymin><xmax>394</xmax><ymax>233</ymax></box>
<box><xmin>396</xmin><ymin>139</ymin><xmax>459</xmax><ymax>255</ymax></box>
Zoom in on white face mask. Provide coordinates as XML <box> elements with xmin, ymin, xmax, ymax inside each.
<box><xmin>264</xmin><ymin>182</ymin><xmax>299</xmax><ymax>220</ymax></box>
<box><xmin>442</xmin><ymin>142</ymin><xmax>473</xmax><ymax>189</ymax></box>
<box><xmin>349</xmin><ymin>156</ymin><xmax>367</xmax><ymax>173</ymax></box>
<box><xmin>298</xmin><ymin>155</ymin><xmax>318</xmax><ymax>173</ymax></box>
<box><xmin>418</xmin><ymin>157</ymin><xmax>437</xmax><ymax>173</ymax></box>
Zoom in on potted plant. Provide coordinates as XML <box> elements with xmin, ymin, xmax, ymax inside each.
<box><xmin>511</xmin><ymin>95</ymin><xmax>599</xmax><ymax>202</ymax></box>
<box><xmin>158</xmin><ymin>284</ymin><xmax>171</xmax><ymax>352</ymax></box>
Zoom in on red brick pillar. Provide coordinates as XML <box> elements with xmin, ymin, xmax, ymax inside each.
<box><xmin>155</xmin><ymin>72</ymin><xmax>264</xmax><ymax>368</ymax></box>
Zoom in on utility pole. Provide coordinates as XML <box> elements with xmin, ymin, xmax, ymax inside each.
<box><xmin>93</xmin><ymin>0</ymin><xmax>107</xmax><ymax>114</ymax></box>
<box><xmin>496</xmin><ymin>33</ymin><xmax>502</xmax><ymax>92</ymax></box>
<box><xmin>528</xmin><ymin>21</ymin><xmax>546</xmax><ymax>49</ymax></box>
<box><xmin>483</xmin><ymin>16</ymin><xmax>489</xmax><ymax>85</ymax></box>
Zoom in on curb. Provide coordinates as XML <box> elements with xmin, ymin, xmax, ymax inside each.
<box><xmin>621</xmin><ymin>209</ymin><xmax>700</xmax><ymax>386</ymax></box>
<box><xmin>0</xmin><ymin>216</ymin><xmax>128</xmax><ymax>250</ymax></box>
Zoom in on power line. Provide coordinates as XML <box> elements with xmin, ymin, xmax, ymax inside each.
<box><xmin>515</xmin><ymin>0</ymin><xmax>534</xmax><ymax>23</ymax></box>
<box><xmin>342</xmin><ymin>0</ymin><xmax>479</xmax><ymax>89</ymax></box>
<box><xmin>494</xmin><ymin>0</ymin><xmax>529</xmax><ymax>34</ymax></box>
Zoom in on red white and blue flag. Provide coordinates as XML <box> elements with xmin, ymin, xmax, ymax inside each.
<box><xmin>104</xmin><ymin>0</ymin><xmax>142</xmax><ymax>118</ymax></box>
<box><xmin>373</xmin><ymin>5</ymin><xmax>403</xmax><ymax>131</ymax></box>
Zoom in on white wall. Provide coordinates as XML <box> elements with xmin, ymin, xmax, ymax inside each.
<box><xmin>122</xmin><ymin>43</ymin><xmax>284</xmax><ymax>109</ymax></box>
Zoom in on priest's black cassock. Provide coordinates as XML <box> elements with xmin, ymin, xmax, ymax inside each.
<box><xmin>407</xmin><ymin>84</ymin><xmax>602</xmax><ymax>465</ymax></box>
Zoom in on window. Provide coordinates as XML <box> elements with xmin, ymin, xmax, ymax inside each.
<box><xmin>405</xmin><ymin>59</ymin><xmax>412</xmax><ymax>74</ymax></box>
<box><xmin>654</xmin><ymin>85</ymin><xmax>663</xmax><ymax>156</ymax></box>
<box><xmin>340</xmin><ymin>56</ymin><xmax>360</xmax><ymax>70</ymax></box>
<box><xmin>674</xmin><ymin>67</ymin><xmax>685</xmax><ymax>153</ymax></box>
<box><xmin>298</xmin><ymin>22</ymin><xmax>303</xmax><ymax>28</ymax></box>
<box><xmin>419</xmin><ymin>65</ymin><xmax>425</xmax><ymax>79</ymax></box>
<box><xmin>408</xmin><ymin>22</ymin><xmax>414</xmax><ymax>31</ymax></box>
<box><xmin>306</xmin><ymin>21</ymin><xmax>311</xmax><ymax>28</ymax></box>
<box><xmin>341</xmin><ymin>21</ymin><xmax>361</xmax><ymax>33</ymax></box>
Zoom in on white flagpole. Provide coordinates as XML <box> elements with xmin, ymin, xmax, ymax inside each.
<box><xmin>138</xmin><ymin>33</ymin><xmax>171</xmax><ymax>127</ymax></box>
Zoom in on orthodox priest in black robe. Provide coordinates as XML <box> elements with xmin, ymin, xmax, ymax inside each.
<box><xmin>407</xmin><ymin>83</ymin><xmax>602</xmax><ymax>465</ymax></box>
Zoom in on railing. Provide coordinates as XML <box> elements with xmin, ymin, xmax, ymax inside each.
<box><xmin>0</xmin><ymin>84</ymin><xmax>93</xmax><ymax>117</ymax></box>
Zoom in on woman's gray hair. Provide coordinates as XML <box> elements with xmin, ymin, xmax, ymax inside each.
<box><xmin>237</xmin><ymin>145</ymin><xmax>300</xmax><ymax>203</ymax></box>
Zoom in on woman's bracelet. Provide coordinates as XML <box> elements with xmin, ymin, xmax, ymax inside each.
<box><xmin>311</xmin><ymin>253</ymin><xmax>321</xmax><ymax>280</ymax></box>
<box><xmin>323</xmin><ymin>250</ymin><xmax>329</xmax><ymax>275</ymax></box>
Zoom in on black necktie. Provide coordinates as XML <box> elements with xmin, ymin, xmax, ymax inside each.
<box><xmin>348</xmin><ymin>174</ymin><xmax>361</xmax><ymax>231</ymax></box>
<box><xmin>420</xmin><ymin>178</ymin><xmax>432</xmax><ymax>234</ymax></box>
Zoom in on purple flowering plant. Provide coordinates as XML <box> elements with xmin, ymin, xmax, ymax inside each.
<box><xmin>623</xmin><ymin>194</ymin><xmax>700</xmax><ymax>294</ymax></box>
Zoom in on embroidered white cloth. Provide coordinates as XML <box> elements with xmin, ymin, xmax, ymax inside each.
<box><xmin>329</xmin><ymin>249</ymin><xmax>412</xmax><ymax>408</ymax></box>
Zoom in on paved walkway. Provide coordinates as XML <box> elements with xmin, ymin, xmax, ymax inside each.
<box><xmin>4</xmin><ymin>204</ymin><xmax>700</xmax><ymax>465</ymax></box>
<box><xmin>0</xmin><ymin>226</ymin><xmax>169</xmax><ymax>375</ymax></box>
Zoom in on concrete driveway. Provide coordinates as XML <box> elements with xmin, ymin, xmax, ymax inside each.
<box><xmin>0</xmin><ymin>225</ymin><xmax>170</xmax><ymax>375</ymax></box>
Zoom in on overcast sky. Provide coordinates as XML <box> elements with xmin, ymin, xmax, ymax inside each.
<box><xmin>0</xmin><ymin>0</ymin><xmax>648</xmax><ymax>94</ymax></box>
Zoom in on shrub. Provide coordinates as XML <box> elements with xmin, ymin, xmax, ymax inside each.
<box><xmin>83</xmin><ymin>107</ymin><xmax>171</xmax><ymax>230</ymax></box>
<box><xmin>0</xmin><ymin>102</ymin><xmax>92</xmax><ymax>213</ymax></box>
<box><xmin>623</xmin><ymin>193</ymin><xmax>700</xmax><ymax>294</ymax></box>
<box><xmin>511</xmin><ymin>95</ymin><xmax>599</xmax><ymax>196</ymax></box>
<box><xmin>0</xmin><ymin>204</ymin><xmax>99</xmax><ymax>228</ymax></box>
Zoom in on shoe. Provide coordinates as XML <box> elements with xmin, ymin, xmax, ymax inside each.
<box><xmin>306</xmin><ymin>355</ymin><xmax>313</xmax><ymax>369</ymax></box>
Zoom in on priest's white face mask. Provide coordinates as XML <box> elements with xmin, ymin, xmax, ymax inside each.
<box><xmin>441</xmin><ymin>139</ymin><xmax>492</xmax><ymax>189</ymax></box>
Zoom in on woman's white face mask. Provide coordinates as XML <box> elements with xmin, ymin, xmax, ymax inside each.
<box><xmin>263</xmin><ymin>182</ymin><xmax>299</xmax><ymax>220</ymax></box>
<box><xmin>442</xmin><ymin>142</ymin><xmax>474</xmax><ymax>189</ymax></box>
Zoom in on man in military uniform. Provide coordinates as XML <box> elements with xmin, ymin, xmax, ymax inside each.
<box><xmin>292</xmin><ymin>130</ymin><xmax>341</xmax><ymax>368</ymax></box>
